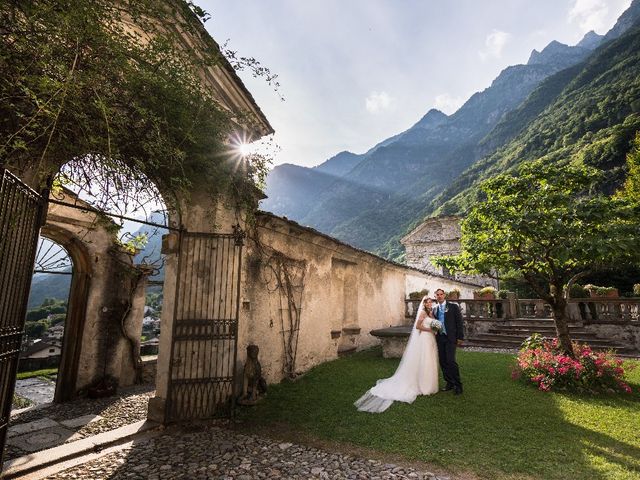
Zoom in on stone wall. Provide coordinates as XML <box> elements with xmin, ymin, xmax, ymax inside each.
<box><xmin>236</xmin><ymin>213</ymin><xmax>478</xmax><ymax>384</ymax></box>
<box><xmin>401</xmin><ymin>215</ymin><xmax>496</xmax><ymax>288</ymax></box>
<box><xmin>582</xmin><ymin>324</ymin><xmax>640</xmax><ymax>352</ymax></box>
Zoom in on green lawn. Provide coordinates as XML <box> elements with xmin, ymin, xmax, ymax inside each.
<box><xmin>16</xmin><ymin>368</ymin><xmax>57</xmax><ymax>381</ymax></box>
<box><xmin>236</xmin><ymin>348</ymin><xmax>640</xmax><ymax>480</ymax></box>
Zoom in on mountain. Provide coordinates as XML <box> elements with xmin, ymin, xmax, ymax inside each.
<box><xmin>577</xmin><ymin>30</ymin><xmax>603</xmax><ymax>49</ymax></box>
<box><xmin>260</xmin><ymin>1</ymin><xmax>640</xmax><ymax>260</ymax></box>
<box><xmin>27</xmin><ymin>271</ymin><xmax>72</xmax><ymax>308</ymax></box>
<box><xmin>430</xmin><ymin>21</ymin><xmax>640</xmax><ymax>217</ymax></box>
<box><xmin>314</xmin><ymin>151</ymin><xmax>362</xmax><ymax>176</ymax></box>
<box><xmin>527</xmin><ymin>40</ymin><xmax>592</xmax><ymax>69</ymax></box>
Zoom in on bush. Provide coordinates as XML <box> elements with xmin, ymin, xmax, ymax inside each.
<box><xmin>633</xmin><ymin>283</ymin><xmax>640</xmax><ymax>296</ymax></box>
<box><xmin>520</xmin><ymin>333</ymin><xmax>547</xmax><ymax>351</ymax></box>
<box><xmin>408</xmin><ymin>289</ymin><xmax>429</xmax><ymax>300</ymax></box>
<box><xmin>584</xmin><ymin>284</ymin><xmax>618</xmax><ymax>296</ymax></box>
<box><xmin>12</xmin><ymin>393</ymin><xmax>33</xmax><ymax>409</ymax></box>
<box><xmin>513</xmin><ymin>337</ymin><xmax>635</xmax><ymax>393</ymax></box>
<box><xmin>568</xmin><ymin>283</ymin><xmax>588</xmax><ymax>298</ymax></box>
<box><xmin>497</xmin><ymin>289</ymin><xmax>513</xmax><ymax>299</ymax></box>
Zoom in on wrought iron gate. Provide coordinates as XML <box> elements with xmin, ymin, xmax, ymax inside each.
<box><xmin>165</xmin><ymin>228</ymin><xmax>244</xmax><ymax>421</ymax></box>
<box><xmin>0</xmin><ymin>169</ymin><xmax>44</xmax><ymax>468</ymax></box>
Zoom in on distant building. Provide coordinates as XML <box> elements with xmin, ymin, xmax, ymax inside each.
<box><xmin>18</xmin><ymin>340</ymin><xmax>61</xmax><ymax>371</ymax></box>
<box><xmin>21</xmin><ymin>340</ymin><xmax>61</xmax><ymax>359</ymax></box>
<box><xmin>44</xmin><ymin>324</ymin><xmax>64</xmax><ymax>340</ymax></box>
<box><xmin>401</xmin><ymin>215</ymin><xmax>496</xmax><ymax>288</ymax></box>
<box><xmin>141</xmin><ymin>337</ymin><xmax>159</xmax><ymax>356</ymax></box>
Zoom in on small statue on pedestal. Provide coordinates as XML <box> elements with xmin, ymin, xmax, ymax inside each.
<box><xmin>237</xmin><ymin>344</ymin><xmax>267</xmax><ymax>406</ymax></box>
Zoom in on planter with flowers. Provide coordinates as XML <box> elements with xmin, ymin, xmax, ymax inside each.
<box><xmin>585</xmin><ymin>284</ymin><xmax>619</xmax><ymax>299</ymax></box>
<box><xmin>446</xmin><ymin>288</ymin><xmax>461</xmax><ymax>300</ymax></box>
<box><xmin>473</xmin><ymin>286</ymin><xmax>497</xmax><ymax>300</ymax></box>
<box><xmin>408</xmin><ymin>289</ymin><xmax>429</xmax><ymax>300</ymax></box>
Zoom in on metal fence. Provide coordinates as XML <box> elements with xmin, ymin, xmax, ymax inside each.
<box><xmin>0</xmin><ymin>169</ymin><xmax>44</xmax><ymax>469</ymax></box>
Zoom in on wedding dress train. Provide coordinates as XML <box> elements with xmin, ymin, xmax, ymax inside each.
<box><xmin>354</xmin><ymin>297</ymin><xmax>439</xmax><ymax>413</ymax></box>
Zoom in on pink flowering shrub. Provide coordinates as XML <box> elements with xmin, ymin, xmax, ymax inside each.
<box><xmin>513</xmin><ymin>334</ymin><xmax>635</xmax><ymax>393</ymax></box>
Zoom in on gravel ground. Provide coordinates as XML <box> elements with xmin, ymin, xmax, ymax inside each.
<box><xmin>43</xmin><ymin>424</ymin><xmax>455</xmax><ymax>480</ymax></box>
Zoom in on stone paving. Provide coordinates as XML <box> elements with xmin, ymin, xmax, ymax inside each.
<box><xmin>4</xmin><ymin>383</ymin><xmax>456</xmax><ymax>479</ymax></box>
<box><xmin>14</xmin><ymin>377</ymin><xmax>57</xmax><ymax>405</ymax></box>
<box><xmin>4</xmin><ymin>385</ymin><xmax>155</xmax><ymax>461</ymax></box>
<box><xmin>43</xmin><ymin>424</ymin><xmax>453</xmax><ymax>480</ymax></box>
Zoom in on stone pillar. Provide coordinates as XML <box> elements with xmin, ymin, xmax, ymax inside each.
<box><xmin>506</xmin><ymin>292</ymin><xmax>517</xmax><ymax>319</ymax></box>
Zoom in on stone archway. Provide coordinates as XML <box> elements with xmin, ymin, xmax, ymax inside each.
<box><xmin>36</xmin><ymin>228</ymin><xmax>90</xmax><ymax>403</ymax></box>
<box><xmin>42</xmin><ymin>189</ymin><xmax>150</xmax><ymax>401</ymax></box>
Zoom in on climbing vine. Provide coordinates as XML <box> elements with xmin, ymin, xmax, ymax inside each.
<box><xmin>251</xmin><ymin>232</ymin><xmax>306</xmax><ymax>379</ymax></box>
<box><xmin>0</xmin><ymin>0</ymin><xmax>274</xmax><ymax>219</ymax></box>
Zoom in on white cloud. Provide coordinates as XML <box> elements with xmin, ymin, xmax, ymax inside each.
<box><xmin>479</xmin><ymin>29</ymin><xmax>511</xmax><ymax>60</ymax></box>
<box><xmin>568</xmin><ymin>0</ymin><xmax>610</xmax><ymax>33</ymax></box>
<box><xmin>434</xmin><ymin>93</ymin><xmax>465</xmax><ymax>114</ymax></box>
<box><xmin>365</xmin><ymin>91</ymin><xmax>394</xmax><ymax>113</ymax></box>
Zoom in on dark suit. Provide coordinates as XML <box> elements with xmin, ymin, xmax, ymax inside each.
<box><xmin>433</xmin><ymin>301</ymin><xmax>464</xmax><ymax>390</ymax></box>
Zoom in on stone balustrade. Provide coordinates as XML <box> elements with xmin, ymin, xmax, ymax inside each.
<box><xmin>404</xmin><ymin>297</ymin><xmax>640</xmax><ymax>324</ymax></box>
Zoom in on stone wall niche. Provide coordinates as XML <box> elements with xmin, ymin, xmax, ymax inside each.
<box><xmin>331</xmin><ymin>257</ymin><xmax>361</xmax><ymax>356</ymax></box>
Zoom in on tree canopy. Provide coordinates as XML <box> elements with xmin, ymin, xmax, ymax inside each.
<box><xmin>436</xmin><ymin>159</ymin><xmax>640</xmax><ymax>354</ymax></box>
<box><xmin>0</xmin><ymin>0</ymin><xmax>269</xmax><ymax>214</ymax></box>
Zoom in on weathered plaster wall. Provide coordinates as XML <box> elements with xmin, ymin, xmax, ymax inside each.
<box><xmin>236</xmin><ymin>213</ymin><xmax>478</xmax><ymax>384</ymax></box>
<box><xmin>44</xmin><ymin>191</ymin><xmax>147</xmax><ymax>399</ymax></box>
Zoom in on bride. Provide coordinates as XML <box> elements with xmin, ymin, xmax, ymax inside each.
<box><xmin>354</xmin><ymin>295</ymin><xmax>439</xmax><ymax>413</ymax></box>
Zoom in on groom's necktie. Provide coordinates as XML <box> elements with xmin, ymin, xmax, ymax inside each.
<box><xmin>438</xmin><ymin>304</ymin><xmax>447</xmax><ymax>335</ymax></box>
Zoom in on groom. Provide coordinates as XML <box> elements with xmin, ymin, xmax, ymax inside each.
<box><xmin>433</xmin><ymin>288</ymin><xmax>464</xmax><ymax>395</ymax></box>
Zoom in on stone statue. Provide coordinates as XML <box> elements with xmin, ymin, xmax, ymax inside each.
<box><xmin>237</xmin><ymin>344</ymin><xmax>267</xmax><ymax>405</ymax></box>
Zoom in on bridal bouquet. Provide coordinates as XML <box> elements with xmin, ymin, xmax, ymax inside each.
<box><xmin>430</xmin><ymin>319</ymin><xmax>443</xmax><ymax>331</ymax></box>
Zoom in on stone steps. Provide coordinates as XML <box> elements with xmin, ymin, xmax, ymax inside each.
<box><xmin>464</xmin><ymin>337</ymin><xmax>635</xmax><ymax>355</ymax></box>
<box><xmin>466</xmin><ymin>317</ymin><xmax>634</xmax><ymax>355</ymax></box>
<box><xmin>486</xmin><ymin>327</ymin><xmax>598</xmax><ymax>338</ymax></box>
<box><xmin>472</xmin><ymin>333</ymin><xmax>620</xmax><ymax>347</ymax></box>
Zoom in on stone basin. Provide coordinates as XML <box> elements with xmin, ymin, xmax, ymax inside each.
<box><xmin>370</xmin><ymin>325</ymin><xmax>412</xmax><ymax>358</ymax></box>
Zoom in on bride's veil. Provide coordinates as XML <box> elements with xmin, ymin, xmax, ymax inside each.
<box><xmin>354</xmin><ymin>295</ymin><xmax>430</xmax><ymax>412</ymax></box>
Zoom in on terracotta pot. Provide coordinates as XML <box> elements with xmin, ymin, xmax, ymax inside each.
<box><xmin>588</xmin><ymin>288</ymin><xmax>619</xmax><ymax>298</ymax></box>
<box><xmin>474</xmin><ymin>292</ymin><xmax>496</xmax><ymax>300</ymax></box>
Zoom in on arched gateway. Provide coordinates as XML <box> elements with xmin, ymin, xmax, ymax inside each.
<box><xmin>0</xmin><ymin>2</ymin><xmax>273</xmax><ymax>461</ymax></box>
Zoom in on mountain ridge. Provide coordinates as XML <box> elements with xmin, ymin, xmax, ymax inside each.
<box><xmin>261</xmin><ymin>0</ymin><xmax>640</xmax><ymax>260</ymax></box>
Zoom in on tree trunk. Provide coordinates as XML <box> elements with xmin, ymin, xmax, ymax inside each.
<box><xmin>551</xmin><ymin>296</ymin><xmax>575</xmax><ymax>357</ymax></box>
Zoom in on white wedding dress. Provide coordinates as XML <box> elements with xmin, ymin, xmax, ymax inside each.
<box><xmin>354</xmin><ymin>296</ymin><xmax>439</xmax><ymax>413</ymax></box>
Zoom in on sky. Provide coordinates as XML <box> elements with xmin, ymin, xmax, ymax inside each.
<box><xmin>200</xmin><ymin>0</ymin><xmax>632</xmax><ymax>168</ymax></box>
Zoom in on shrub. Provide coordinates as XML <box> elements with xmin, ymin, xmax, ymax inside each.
<box><xmin>513</xmin><ymin>337</ymin><xmax>635</xmax><ymax>393</ymax></box>
<box><xmin>12</xmin><ymin>393</ymin><xmax>33</xmax><ymax>409</ymax></box>
<box><xmin>584</xmin><ymin>284</ymin><xmax>618</xmax><ymax>296</ymax></box>
<box><xmin>408</xmin><ymin>289</ymin><xmax>429</xmax><ymax>300</ymax></box>
<box><xmin>520</xmin><ymin>333</ymin><xmax>547</xmax><ymax>351</ymax></box>
<box><xmin>633</xmin><ymin>283</ymin><xmax>640</xmax><ymax>296</ymax></box>
<box><xmin>568</xmin><ymin>283</ymin><xmax>588</xmax><ymax>298</ymax></box>
<box><xmin>497</xmin><ymin>289</ymin><xmax>513</xmax><ymax>299</ymax></box>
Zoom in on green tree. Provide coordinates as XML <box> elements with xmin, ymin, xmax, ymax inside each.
<box><xmin>620</xmin><ymin>131</ymin><xmax>640</xmax><ymax>201</ymax></box>
<box><xmin>436</xmin><ymin>160</ymin><xmax>640</xmax><ymax>355</ymax></box>
<box><xmin>25</xmin><ymin>319</ymin><xmax>50</xmax><ymax>338</ymax></box>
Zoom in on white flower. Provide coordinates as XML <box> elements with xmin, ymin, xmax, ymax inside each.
<box><xmin>430</xmin><ymin>319</ymin><xmax>443</xmax><ymax>331</ymax></box>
